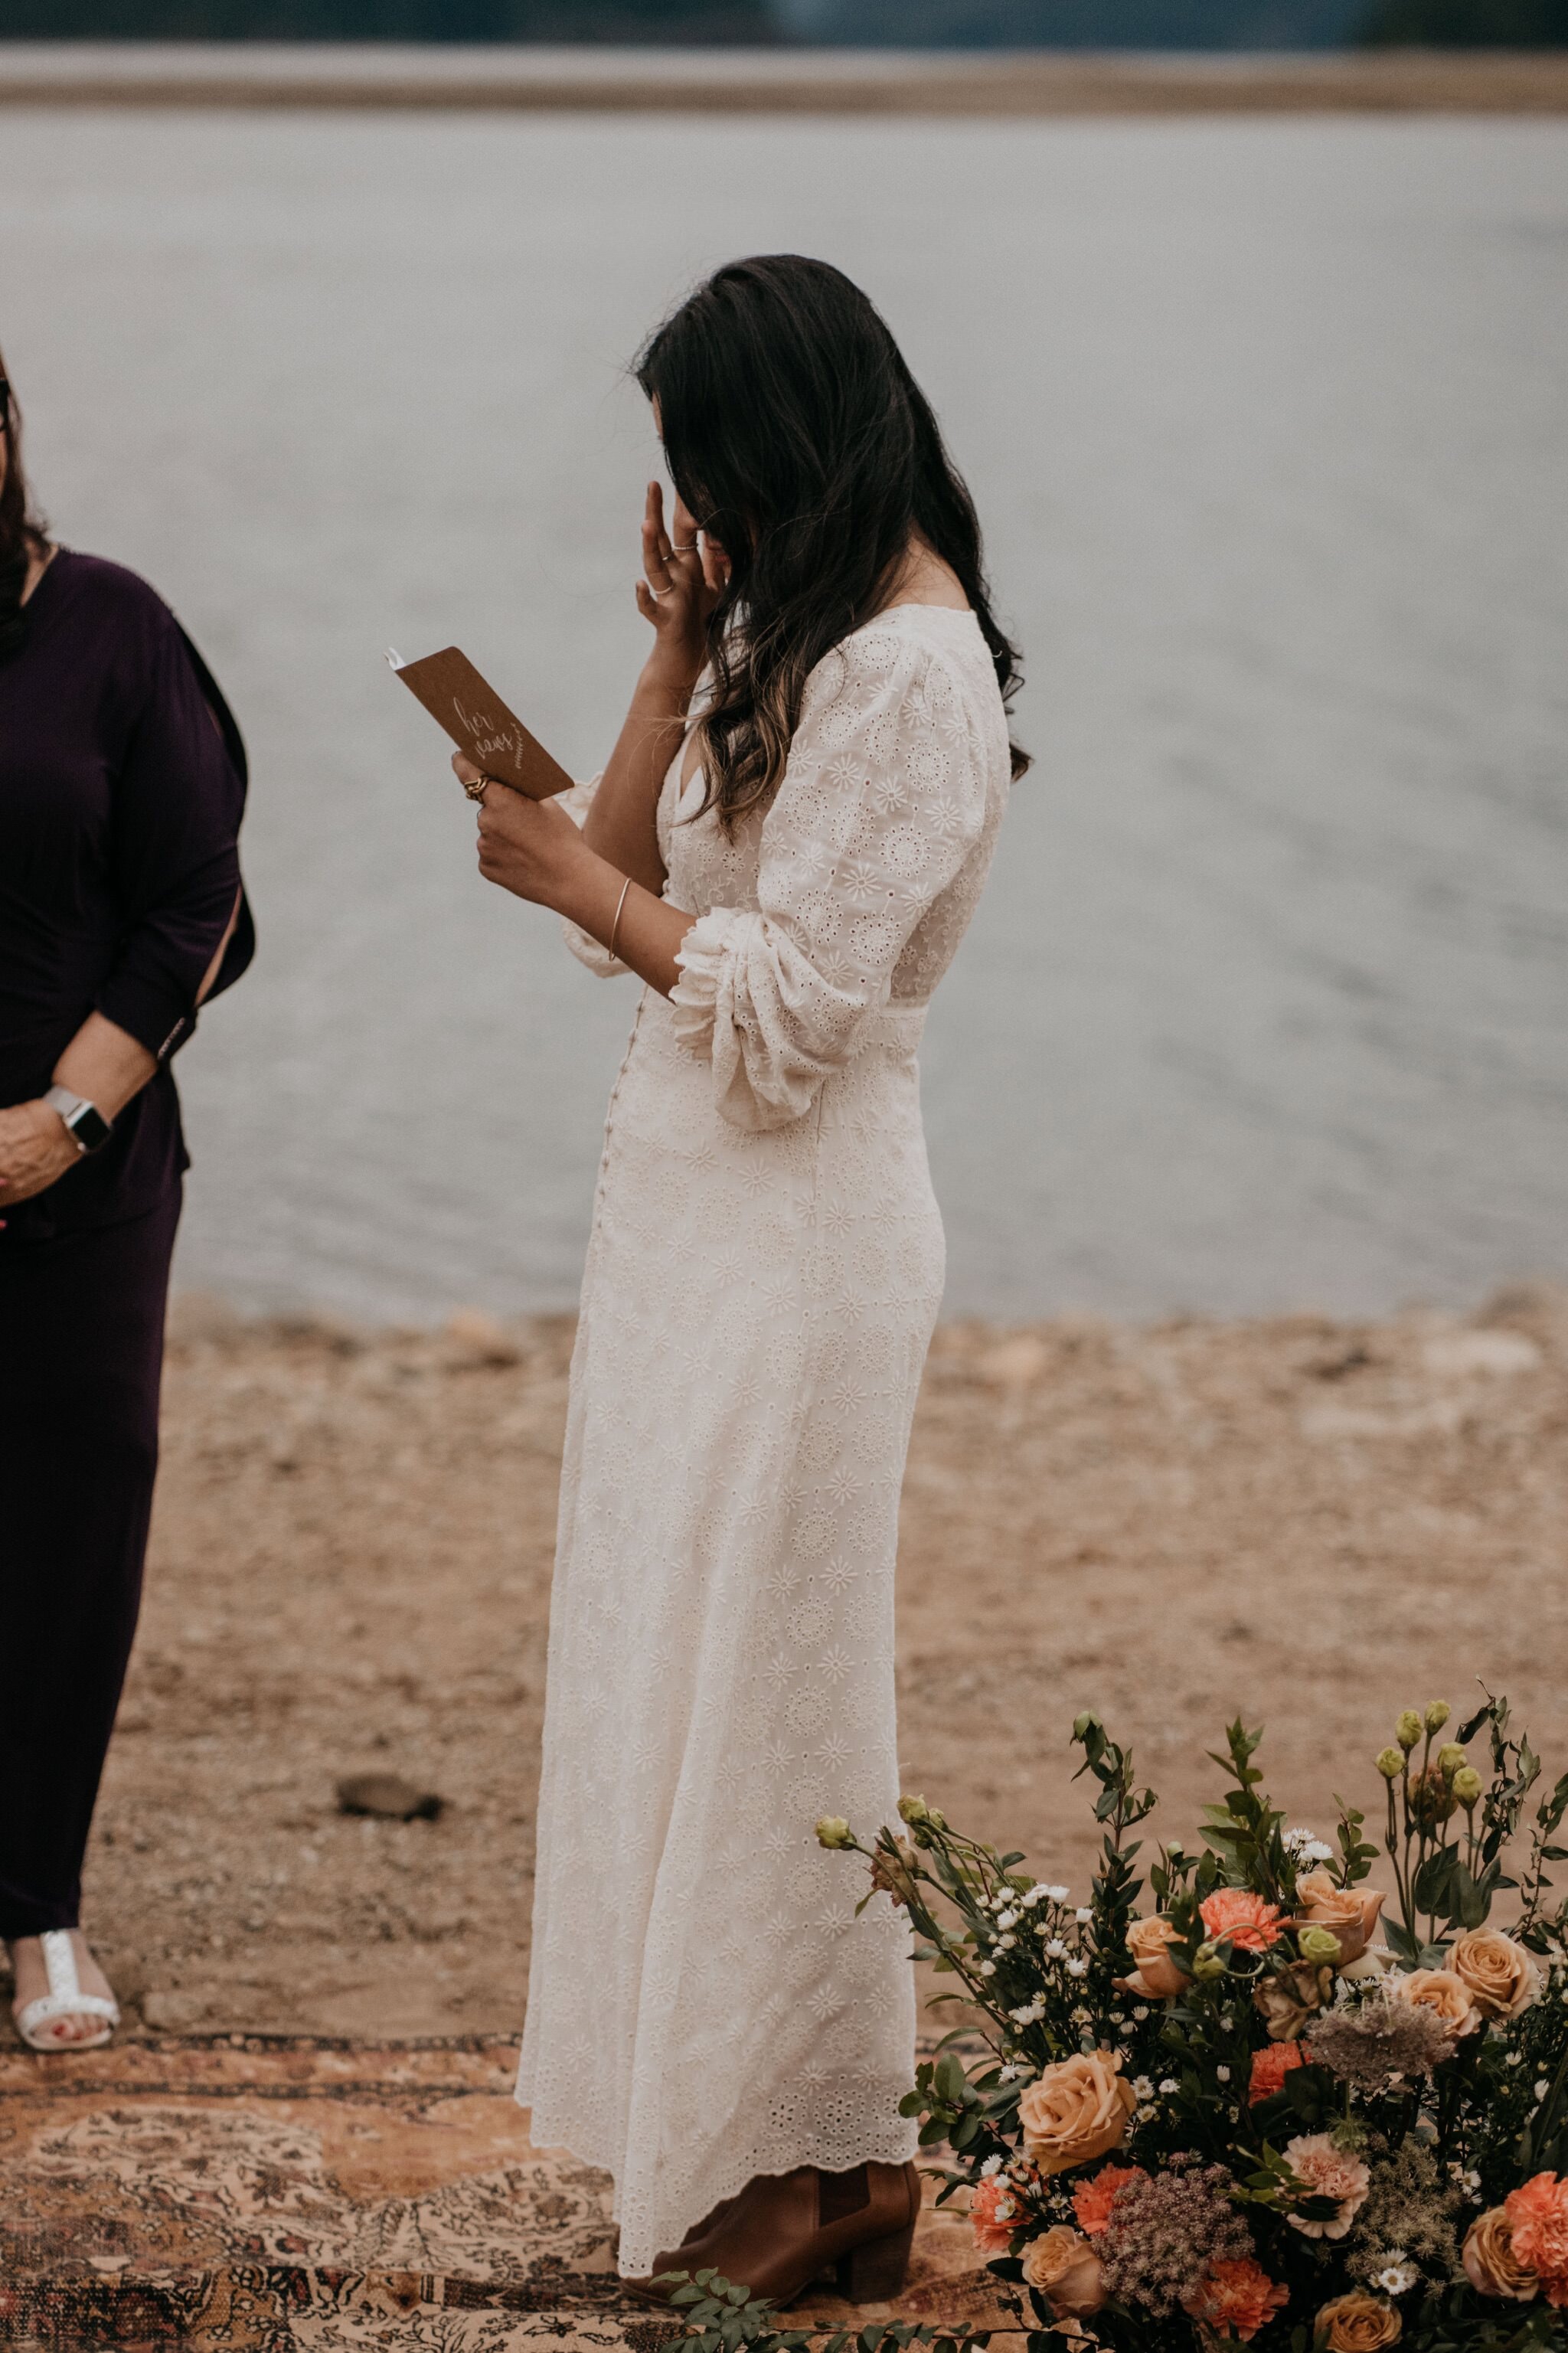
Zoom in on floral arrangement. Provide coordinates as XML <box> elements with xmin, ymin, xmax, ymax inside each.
<box><xmin>816</xmin><ymin>1694</ymin><xmax>1568</xmax><ymax>2351</ymax></box>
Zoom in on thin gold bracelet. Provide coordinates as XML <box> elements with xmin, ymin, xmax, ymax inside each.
<box><xmin>609</xmin><ymin>876</ymin><xmax>632</xmax><ymax>964</ymax></box>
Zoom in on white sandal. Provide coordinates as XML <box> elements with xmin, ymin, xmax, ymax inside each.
<box><xmin>13</xmin><ymin>1929</ymin><xmax>120</xmax><ymax>2052</ymax></box>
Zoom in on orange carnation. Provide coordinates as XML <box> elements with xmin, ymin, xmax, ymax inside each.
<box><xmin>1506</xmin><ymin>2172</ymin><xmax>1568</xmax><ymax>2306</ymax></box>
<box><xmin>1249</xmin><ymin>2041</ymin><xmax>1307</xmax><ymax>2104</ymax></box>
<box><xmin>1182</xmin><ymin>2256</ymin><xmax>1290</xmax><ymax>2342</ymax></box>
<box><xmin>1200</xmin><ymin>1888</ymin><xmax>1285</xmax><ymax>1952</ymax></box>
<box><xmin>1072</xmin><ymin>2164</ymin><xmax>1147</xmax><ymax>2237</ymax></box>
<box><xmin>970</xmin><ymin>2172</ymin><xmax>1025</xmax><ymax>2255</ymax></box>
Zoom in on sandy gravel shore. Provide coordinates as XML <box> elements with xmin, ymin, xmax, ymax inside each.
<box><xmin>5</xmin><ymin>1287</ymin><xmax>1563</xmax><ymax>2045</ymax></box>
<box><xmin>2</xmin><ymin>44</ymin><xmax>1566</xmax><ymax>113</ymax></box>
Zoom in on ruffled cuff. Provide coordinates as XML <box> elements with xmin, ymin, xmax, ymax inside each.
<box><xmin>557</xmin><ymin>773</ymin><xmax>630</xmax><ymax>978</ymax></box>
<box><xmin>670</xmin><ymin>907</ymin><xmax>753</xmax><ymax>1058</ymax></box>
<box><xmin>671</xmin><ymin>907</ymin><xmax>821</xmax><ymax>1133</ymax></box>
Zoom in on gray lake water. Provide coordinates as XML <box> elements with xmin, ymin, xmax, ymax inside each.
<box><xmin>3</xmin><ymin>109</ymin><xmax>1566</xmax><ymax>1321</ymax></box>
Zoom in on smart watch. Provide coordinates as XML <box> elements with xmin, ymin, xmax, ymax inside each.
<box><xmin>44</xmin><ymin>1084</ymin><xmax>114</xmax><ymax>1156</ymax></box>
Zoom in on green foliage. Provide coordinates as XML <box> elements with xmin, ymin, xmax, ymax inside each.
<box><xmin>806</xmin><ymin>1695</ymin><xmax>1568</xmax><ymax>2349</ymax></box>
<box><xmin>1359</xmin><ymin>0</ymin><xmax>1568</xmax><ymax>44</ymax></box>
<box><xmin>656</xmin><ymin>2270</ymin><xmax>993</xmax><ymax>2353</ymax></box>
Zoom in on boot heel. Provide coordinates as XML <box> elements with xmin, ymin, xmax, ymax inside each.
<box><xmin>838</xmin><ymin>2215</ymin><xmax>916</xmax><ymax>2304</ymax></box>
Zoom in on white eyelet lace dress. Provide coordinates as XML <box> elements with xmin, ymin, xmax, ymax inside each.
<box><xmin>515</xmin><ymin>605</ymin><xmax>1011</xmax><ymax>2276</ymax></box>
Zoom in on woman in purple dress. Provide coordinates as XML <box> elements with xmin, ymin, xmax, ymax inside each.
<box><xmin>0</xmin><ymin>349</ymin><xmax>253</xmax><ymax>2049</ymax></box>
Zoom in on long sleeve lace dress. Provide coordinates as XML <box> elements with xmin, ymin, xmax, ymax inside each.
<box><xmin>515</xmin><ymin>604</ymin><xmax>1012</xmax><ymax>2276</ymax></box>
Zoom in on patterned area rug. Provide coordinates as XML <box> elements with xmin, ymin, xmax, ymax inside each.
<box><xmin>0</xmin><ymin>2037</ymin><xmax>1017</xmax><ymax>2350</ymax></box>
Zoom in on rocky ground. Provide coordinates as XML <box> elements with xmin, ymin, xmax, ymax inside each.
<box><xmin>5</xmin><ymin>1286</ymin><xmax>1565</xmax><ymax>2045</ymax></box>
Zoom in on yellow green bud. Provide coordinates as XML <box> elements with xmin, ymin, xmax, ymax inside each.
<box><xmin>1298</xmin><ymin>1925</ymin><xmax>1342</xmax><ymax>1966</ymax></box>
<box><xmin>897</xmin><ymin>1793</ymin><xmax>931</xmax><ymax>1827</ymax></box>
<box><xmin>1452</xmin><ymin>1766</ymin><xmax>1484</xmax><ymax>1806</ymax></box>
<box><xmin>1377</xmin><ymin>1747</ymin><xmax>1405</xmax><ymax>1780</ymax></box>
<box><xmin>1395</xmin><ymin>1711</ymin><xmax>1423</xmax><ymax>1750</ymax></box>
<box><xmin>1191</xmin><ymin>1941</ymin><xmax>1230</xmax><ymax>1982</ymax></box>
<box><xmin>1438</xmin><ymin>1743</ymin><xmax>1468</xmax><ymax>1778</ymax></box>
<box><xmin>815</xmin><ymin>1816</ymin><xmax>853</xmax><ymax>1850</ymax></box>
<box><xmin>1424</xmin><ymin>1701</ymin><xmax>1451</xmax><ymax>1734</ymax></box>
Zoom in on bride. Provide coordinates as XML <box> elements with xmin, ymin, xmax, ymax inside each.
<box><xmin>457</xmin><ymin>253</ymin><xmax>1025</xmax><ymax>2305</ymax></box>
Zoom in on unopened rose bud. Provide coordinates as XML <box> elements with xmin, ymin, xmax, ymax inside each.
<box><xmin>1438</xmin><ymin>1743</ymin><xmax>1468</xmax><ymax>1778</ymax></box>
<box><xmin>1298</xmin><ymin>1925</ymin><xmax>1342</xmax><ymax>1966</ymax></box>
<box><xmin>1395</xmin><ymin>1711</ymin><xmax>1423</xmax><ymax>1751</ymax></box>
<box><xmin>1425</xmin><ymin>1701</ymin><xmax>1451</xmax><ymax>1734</ymax></box>
<box><xmin>1191</xmin><ymin>1941</ymin><xmax>1229</xmax><ymax>1982</ymax></box>
<box><xmin>1452</xmin><ymin>1766</ymin><xmax>1484</xmax><ymax>1806</ymax></box>
<box><xmin>897</xmin><ymin>1794</ymin><xmax>931</xmax><ymax>1827</ymax></box>
<box><xmin>815</xmin><ymin>1816</ymin><xmax>853</xmax><ymax>1850</ymax></box>
<box><xmin>1377</xmin><ymin>1747</ymin><xmax>1405</xmax><ymax>1780</ymax></box>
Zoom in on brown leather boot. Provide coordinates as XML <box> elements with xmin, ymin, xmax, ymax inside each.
<box><xmin>680</xmin><ymin>2197</ymin><xmax>733</xmax><ymax>2245</ymax></box>
<box><xmin>627</xmin><ymin>2161</ymin><xmax>920</xmax><ymax>2308</ymax></box>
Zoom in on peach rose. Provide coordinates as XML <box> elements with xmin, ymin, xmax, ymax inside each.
<box><xmin>1463</xmin><ymin>2205</ymin><xmax>1540</xmax><ymax>2302</ymax></box>
<box><xmin>1293</xmin><ymin>1870</ymin><xmax>1387</xmax><ymax>1966</ymax></box>
<box><xmin>1450</xmin><ymin>1928</ymin><xmax>1543</xmax><ymax>2022</ymax></box>
<box><xmin>1282</xmin><ymin>2132</ymin><xmax>1370</xmax><ymax>2240</ymax></box>
<box><xmin>1072</xmin><ymin>2163</ymin><xmax>1146</xmax><ymax>2236</ymax></box>
<box><xmin>1019</xmin><ymin>2226</ymin><xmax>1106</xmax><ymax>2319</ymax></box>
<box><xmin>1249</xmin><ymin>2040</ymin><xmax>1307</xmax><ymax>2103</ymax></box>
<box><xmin>1018</xmin><ymin>2051</ymin><xmax>1135</xmax><ymax>2177</ymax></box>
<box><xmin>1315</xmin><ymin>2290</ymin><xmax>1403</xmax><ymax>2348</ymax></box>
<box><xmin>1387</xmin><ymin>1966</ymin><xmax>1481</xmax><ymax>2039</ymax></box>
<box><xmin>1506</xmin><ymin>2173</ymin><xmax>1568</xmax><ymax>2306</ymax></box>
<box><xmin>1117</xmin><ymin>1913</ymin><xmax>1191</xmax><ymax>2001</ymax></box>
<box><xmin>969</xmin><ymin>2172</ymin><xmax>1024</xmax><ymax>2256</ymax></box>
<box><xmin>1200</xmin><ymin>1887</ymin><xmax>1285</xmax><ymax>1952</ymax></box>
<box><xmin>1182</xmin><ymin>2256</ymin><xmax>1289</xmax><ymax>2342</ymax></box>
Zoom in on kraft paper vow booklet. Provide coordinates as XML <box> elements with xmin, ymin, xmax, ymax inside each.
<box><xmin>387</xmin><ymin>645</ymin><xmax>574</xmax><ymax>800</ymax></box>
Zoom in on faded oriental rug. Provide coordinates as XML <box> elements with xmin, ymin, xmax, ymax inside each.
<box><xmin>0</xmin><ymin>2035</ymin><xmax>1015</xmax><ymax>2351</ymax></box>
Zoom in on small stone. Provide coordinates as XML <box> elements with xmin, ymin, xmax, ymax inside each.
<box><xmin>446</xmin><ymin>1307</ymin><xmax>521</xmax><ymax>1368</ymax></box>
<box><xmin>142</xmin><ymin>1988</ymin><xmax>207</xmax><ymax>2031</ymax></box>
<box><xmin>336</xmin><ymin>1772</ymin><xmax>444</xmax><ymax>1822</ymax></box>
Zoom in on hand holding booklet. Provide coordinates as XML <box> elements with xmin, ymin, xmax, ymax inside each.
<box><xmin>387</xmin><ymin>645</ymin><xmax>574</xmax><ymax>801</ymax></box>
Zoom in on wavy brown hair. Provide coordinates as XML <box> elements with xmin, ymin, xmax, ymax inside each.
<box><xmin>635</xmin><ymin>256</ymin><xmax>1027</xmax><ymax>834</ymax></box>
<box><xmin>0</xmin><ymin>342</ymin><xmax>48</xmax><ymax>664</ymax></box>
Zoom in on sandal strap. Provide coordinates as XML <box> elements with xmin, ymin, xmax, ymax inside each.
<box><xmin>17</xmin><ymin>1989</ymin><xmax>119</xmax><ymax>2034</ymax></box>
<box><xmin>41</xmin><ymin>1929</ymin><xmax>81</xmax><ymax>2004</ymax></box>
<box><xmin>14</xmin><ymin>1930</ymin><xmax>120</xmax><ymax>2041</ymax></box>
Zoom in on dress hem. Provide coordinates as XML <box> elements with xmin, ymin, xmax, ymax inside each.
<box><xmin>512</xmin><ymin>2082</ymin><xmax>921</xmax><ymax>2277</ymax></box>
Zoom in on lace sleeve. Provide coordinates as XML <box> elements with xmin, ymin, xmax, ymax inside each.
<box><xmin>556</xmin><ymin>771</ymin><xmax>633</xmax><ymax>978</ymax></box>
<box><xmin>669</xmin><ymin>632</ymin><xmax>985</xmax><ymax>1132</ymax></box>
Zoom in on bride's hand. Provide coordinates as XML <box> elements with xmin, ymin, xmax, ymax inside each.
<box><xmin>635</xmin><ymin>482</ymin><xmax>728</xmax><ymax>686</ymax></box>
<box><xmin>457</xmin><ymin>757</ymin><xmax>590</xmax><ymax>908</ymax></box>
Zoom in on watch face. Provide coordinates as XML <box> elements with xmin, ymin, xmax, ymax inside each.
<box><xmin>68</xmin><ymin>1103</ymin><xmax>113</xmax><ymax>1154</ymax></box>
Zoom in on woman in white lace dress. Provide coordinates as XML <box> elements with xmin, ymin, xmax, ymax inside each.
<box><xmin>458</xmin><ymin>257</ymin><xmax>1024</xmax><ymax>2303</ymax></box>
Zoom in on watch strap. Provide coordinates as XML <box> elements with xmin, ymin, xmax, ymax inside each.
<box><xmin>44</xmin><ymin>1084</ymin><xmax>114</xmax><ymax>1155</ymax></box>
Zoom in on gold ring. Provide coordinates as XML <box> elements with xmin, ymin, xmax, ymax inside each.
<box><xmin>463</xmin><ymin>774</ymin><xmax>492</xmax><ymax>803</ymax></box>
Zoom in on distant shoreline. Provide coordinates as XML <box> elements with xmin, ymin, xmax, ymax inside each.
<box><xmin>2</xmin><ymin>42</ymin><xmax>1566</xmax><ymax>113</ymax></box>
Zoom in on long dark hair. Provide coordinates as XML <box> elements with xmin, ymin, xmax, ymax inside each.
<box><xmin>0</xmin><ymin>345</ymin><xmax>48</xmax><ymax>664</ymax></box>
<box><xmin>635</xmin><ymin>255</ymin><xmax>1027</xmax><ymax>833</ymax></box>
